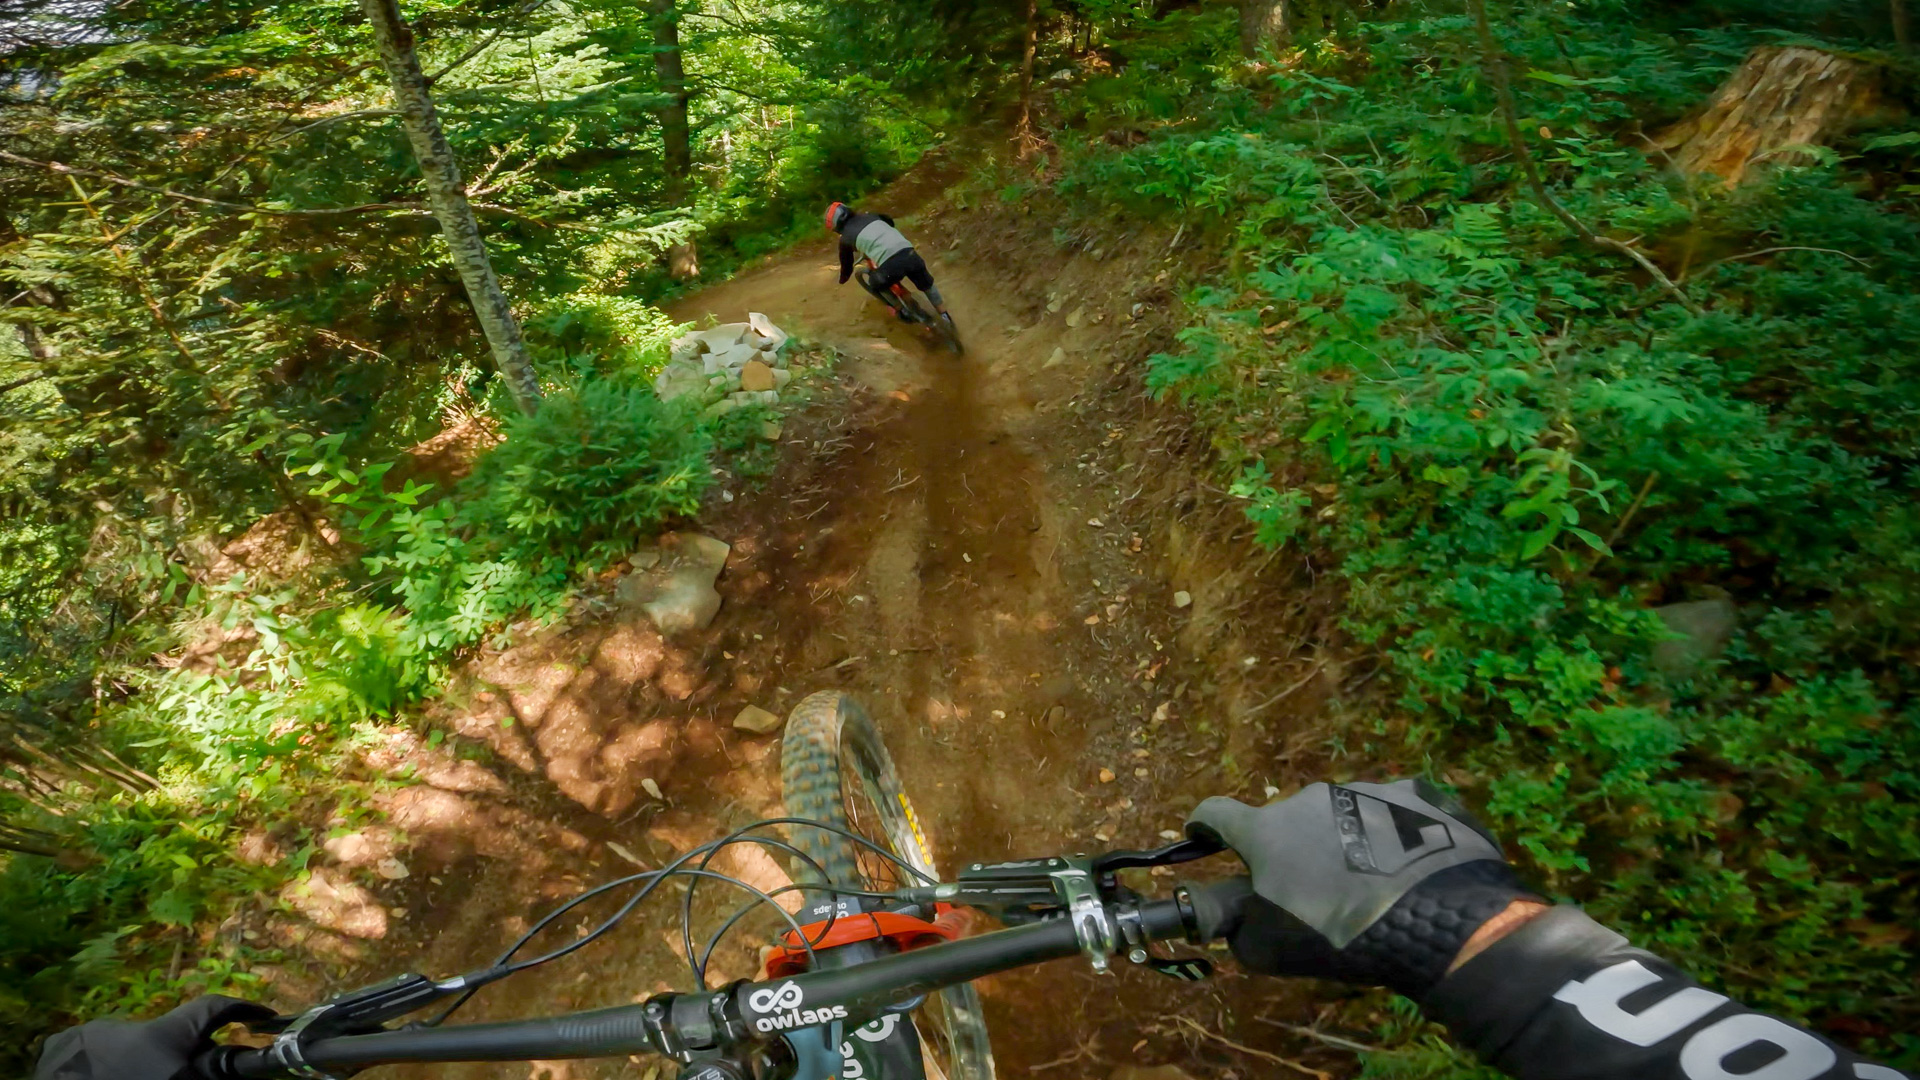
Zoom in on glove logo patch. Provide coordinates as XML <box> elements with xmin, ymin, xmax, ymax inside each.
<box><xmin>1330</xmin><ymin>786</ymin><xmax>1456</xmax><ymax>875</ymax></box>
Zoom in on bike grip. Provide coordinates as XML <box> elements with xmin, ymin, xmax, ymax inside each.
<box><xmin>1184</xmin><ymin>876</ymin><xmax>1253</xmax><ymax>942</ymax></box>
<box><xmin>188</xmin><ymin>1046</ymin><xmax>250</xmax><ymax>1078</ymax></box>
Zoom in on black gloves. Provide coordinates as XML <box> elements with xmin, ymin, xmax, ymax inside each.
<box><xmin>34</xmin><ymin>995</ymin><xmax>275</xmax><ymax>1080</ymax></box>
<box><xmin>1188</xmin><ymin>778</ymin><xmax>1536</xmax><ymax>999</ymax></box>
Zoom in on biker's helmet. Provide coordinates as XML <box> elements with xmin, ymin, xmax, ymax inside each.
<box><xmin>824</xmin><ymin>201</ymin><xmax>850</xmax><ymax>233</ymax></box>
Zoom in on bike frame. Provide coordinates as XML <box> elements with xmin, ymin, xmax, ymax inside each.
<box><xmin>854</xmin><ymin>260</ymin><xmax>925</xmax><ymax>319</ymax></box>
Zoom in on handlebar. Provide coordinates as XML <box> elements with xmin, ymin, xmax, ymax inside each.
<box><xmin>194</xmin><ymin>877</ymin><xmax>1251</xmax><ymax>1078</ymax></box>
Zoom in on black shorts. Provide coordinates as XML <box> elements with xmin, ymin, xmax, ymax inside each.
<box><xmin>868</xmin><ymin>249</ymin><xmax>934</xmax><ymax>295</ymax></box>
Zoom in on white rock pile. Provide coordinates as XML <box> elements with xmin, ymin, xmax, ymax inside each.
<box><xmin>654</xmin><ymin>311</ymin><xmax>794</xmax><ymax>417</ymax></box>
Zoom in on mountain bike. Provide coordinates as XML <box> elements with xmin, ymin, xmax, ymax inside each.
<box><xmin>191</xmin><ymin>691</ymin><xmax>1249</xmax><ymax>1079</ymax></box>
<box><xmin>855</xmin><ymin>261</ymin><xmax>964</xmax><ymax>355</ymax></box>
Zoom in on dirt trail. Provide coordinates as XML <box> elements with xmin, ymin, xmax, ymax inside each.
<box><xmin>291</xmin><ymin>169</ymin><xmax>1347</xmax><ymax>1080</ymax></box>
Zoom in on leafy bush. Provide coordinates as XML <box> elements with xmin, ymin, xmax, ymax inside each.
<box><xmin>527</xmin><ymin>293</ymin><xmax>685</xmax><ymax>382</ymax></box>
<box><xmin>461</xmin><ymin>378</ymin><xmax>712</xmax><ymax>566</ymax></box>
<box><xmin>1</xmin><ymin>368</ymin><xmax>722</xmax><ymax>1048</ymax></box>
<box><xmin>1059</xmin><ymin>5</ymin><xmax>1919</xmax><ymax>1069</ymax></box>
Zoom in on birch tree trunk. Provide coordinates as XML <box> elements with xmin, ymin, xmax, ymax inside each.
<box><xmin>357</xmin><ymin>0</ymin><xmax>542</xmax><ymax>415</ymax></box>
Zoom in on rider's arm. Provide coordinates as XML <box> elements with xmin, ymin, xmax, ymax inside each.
<box><xmin>1426</xmin><ymin>904</ymin><xmax>1907</xmax><ymax>1080</ymax></box>
<box><xmin>1189</xmin><ymin>782</ymin><xmax>1910</xmax><ymax>1080</ymax></box>
<box><xmin>837</xmin><ymin>232</ymin><xmax>855</xmax><ymax>284</ymax></box>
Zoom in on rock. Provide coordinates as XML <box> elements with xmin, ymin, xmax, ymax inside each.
<box><xmin>771</xmin><ymin>368</ymin><xmax>793</xmax><ymax>390</ymax></box>
<box><xmin>1172</xmin><ymin>590</ymin><xmax>1192</xmax><ymax>609</ymax></box>
<box><xmin>654</xmin><ymin>358</ymin><xmax>707</xmax><ymax>402</ymax></box>
<box><xmin>1066</xmin><ymin>306</ymin><xmax>1086</xmax><ymax>328</ymax></box>
<box><xmin>760</xmin><ymin>422</ymin><xmax>783</xmax><ymax>441</ymax></box>
<box><xmin>739</xmin><ymin>359</ymin><xmax>776</xmax><ymax>393</ymax></box>
<box><xmin>1045</xmin><ymin>347</ymin><xmax>1067</xmax><ymax>369</ymax></box>
<box><xmin>747</xmin><ymin>311</ymin><xmax>788</xmax><ymax>352</ymax></box>
<box><xmin>702</xmin><ymin>398</ymin><xmax>737</xmax><ymax>419</ymax></box>
<box><xmin>641</xmin><ymin>777</ymin><xmax>663</xmax><ymax>801</ymax></box>
<box><xmin>729</xmin><ymin>390</ymin><xmax>778</xmax><ymax>407</ymax></box>
<box><xmin>691</xmin><ymin>323</ymin><xmax>749</xmax><ymax>352</ymax></box>
<box><xmin>374</xmin><ymin>857</ymin><xmax>410</xmax><ymax>881</ymax></box>
<box><xmin>705</xmin><ymin>342</ymin><xmax>760</xmax><ymax>375</ymax></box>
<box><xmin>1047</xmin><ymin>293</ymin><xmax>1065</xmax><ymax>313</ymax></box>
<box><xmin>616</xmin><ymin>532</ymin><xmax>731</xmax><ymax>635</ymax></box>
<box><xmin>733</xmin><ymin>705</ymin><xmax>783</xmax><ymax>734</ymax></box>
<box><xmin>1098</xmin><ymin>768</ymin><xmax>1116</xmax><ymax>783</ymax></box>
<box><xmin>669</xmin><ymin>335</ymin><xmax>706</xmax><ymax>365</ymax></box>
<box><xmin>1651</xmin><ymin>598</ymin><xmax>1739</xmax><ymax>675</ymax></box>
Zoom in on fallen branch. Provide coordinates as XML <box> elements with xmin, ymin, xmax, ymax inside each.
<box><xmin>1466</xmin><ymin>0</ymin><xmax>1703</xmax><ymax>317</ymax></box>
<box><xmin>0</xmin><ymin>151</ymin><xmax>433</xmax><ymax>218</ymax></box>
<box><xmin>1029</xmin><ymin>1031</ymin><xmax>1100</xmax><ymax>1071</ymax></box>
<box><xmin>266</xmin><ymin>108</ymin><xmax>402</xmax><ymax>144</ymax></box>
<box><xmin>2</xmin><ymin>152</ymin><xmax>572</xmax><ymax>227</ymax></box>
<box><xmin>426</xmin><ymin>0</ymin><xmax>558</xmax><ymax>83</ymax></box>
<box><xmin>1256</xmin><ymin>1017</ymin><xmax>1382</xmax><ymax>1055</ymax></box>
<box><xmin>1239</xmin><ymin>658</ymin><xmax>1330</xmax><ymax>719</ymax></box>
<box><xmin>605</xmin><ymin>841</ymin><xmax>648</xmax><ymax>868</ymax></box>
<box><xmin>1171</xmin><ymin>1015</ymin><xmax>1331</xmax><ymax>1080</ymax></box>
<box><xmin>0</xmin><ymin>373</ymin><xmax>50</xmax><ymax>396</ymax></box>
<box><xmin>1687</xmin><ymin>245</ymin><xmax>1872</xmax><ymax>282</ymax></box>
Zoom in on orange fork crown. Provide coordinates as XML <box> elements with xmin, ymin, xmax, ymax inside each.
<box><xmin>763</xmin><ymin>906</ymin><xmax>971</xmax><ymax>979</ymax></box>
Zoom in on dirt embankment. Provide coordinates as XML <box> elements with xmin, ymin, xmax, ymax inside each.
<box><xmin>267</xmin><ymin>164</ymin><xmax>1379</xmax><ymax>1080</ymax></box>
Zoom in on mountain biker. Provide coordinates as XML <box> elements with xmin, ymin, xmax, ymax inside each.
<box><xmin>825</xmin><ymin>201</ymin><xmax>954</xmax><ymax>332</ymax></box>
<box><xmin>33</xmin><ymin>778</ymin><xmax>1910</xmax><ymax>1080</ymax></box>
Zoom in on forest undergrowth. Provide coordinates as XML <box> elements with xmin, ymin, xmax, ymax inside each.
<box><xmin>7</xmin><ymin>0</ymin><xmax>1920</xmax><ymax>1075</ymax></box>
<box><xmin>1020</xmin><ymin>2</ymin><xmax>1920</xmax><ymax>1073</ymax></box>
<box><xmin>0</xmin><ymin>0</ymin><xmax>932</xmax><ymax>1059</ymax></box>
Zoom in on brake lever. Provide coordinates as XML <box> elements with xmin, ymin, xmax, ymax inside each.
<box><xmin>1089</xmin><ymin>834</ymin><xmax>1225</xmax><ymax>875</ymax></box>
<box><xmin>255</xmin><ymin>972</ymin><xmax>469</xmax><ymax>1036</ymax></box>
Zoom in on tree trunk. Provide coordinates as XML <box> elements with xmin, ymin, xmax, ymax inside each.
<box><xmin>357</xmin><ymin>0</ymin><xmax>542</xmax><ymax>415</ymax></box>
<box><xmin>1894</xmin><ymin>0</ymin><xmax>1912</xmax><ymax>51</ymax></box>
<box><xmin>1651</xmin><ymin>46</ymin><xmax>1882</xmax><ymax>186</ymax></box>
<box><xmin>651</xmin><ymin>0</ymin><xmax>692</xmax><ymax>191</ymax></box>
<box><xmin>651</xmin><ymin>0</ymin><xmax>698</xmax><ymax>280</ymax></box>
<box><xmin>1015</xmin><ymin>0</ymin><xmax>1039</xmax><ymax>156</ymax></box>
<box><xmin>1240</xmin><ymin>0</ymin><xmax>1288</xmax><ymax>58</ymax></box>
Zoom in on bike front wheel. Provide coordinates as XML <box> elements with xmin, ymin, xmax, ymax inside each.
<box><xmin>781</xmin><ymin>692</ymin><xmax>996</xmax><ymax>1080</ymax></box>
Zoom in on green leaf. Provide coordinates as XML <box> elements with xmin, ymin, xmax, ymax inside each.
<box><xmin>1565</xmin><ymin>526</ymin><xmax>1612</xmax><ymax>554</ymax></box>
<box><xmin>1864</xmin><ymin>131</ymin><xmax>1920</xmax><ymax>151</ymax></box>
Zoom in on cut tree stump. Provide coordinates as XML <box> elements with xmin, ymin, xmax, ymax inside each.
<box><xmin>1651</xmin><ymin>46</ymin><xmax>1882</xmax><ymax>185</ymax></box>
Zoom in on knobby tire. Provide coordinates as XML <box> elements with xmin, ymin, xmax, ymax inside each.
<box><xmin>780</xmin><ymin>692</ymin><xmax>996</xmax><ymax>1080</ymax></box>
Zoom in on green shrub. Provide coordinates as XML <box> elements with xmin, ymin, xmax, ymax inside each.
<box><xmin>462</xmin><ymin>378</ymin><xmax>712</xmax><ymax>566</ymax></box>
<box><xmin>527</xmin><ymin>293</ymin><xmax>685</xmax><ymax>382</ymax></box>
<box><xmin>1058</xmin><ymin>5</ymin><xmax>1920</xmax><ymax>1069</ymax></box>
